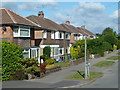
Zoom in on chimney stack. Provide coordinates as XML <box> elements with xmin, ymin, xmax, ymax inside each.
<box><xmin>38</xmin><ymin>11</ymin><xmax>44</xmax><ymax>18</ymax></box>
<box><xmin>66</xmin><ymin>21</ymin><xmax>70</xmax><ymax>25</ymax></box>
<box><xmin>81</xmin><ymin>26</ymin><xmax>85</xmax><ymax>29</ymax></box>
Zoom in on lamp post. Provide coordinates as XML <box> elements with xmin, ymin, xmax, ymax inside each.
<box><xmin>84</xmin><ymin>36</ymin><xmax>87</xmax><ymax>79</ymax></box>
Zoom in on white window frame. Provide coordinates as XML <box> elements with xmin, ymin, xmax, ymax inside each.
<box><xmin>43</xmin><ymin>30</ymin><xmax>47</xmax><ymax>39</ymax></box>
<box><xmin>51</xmin><ymin>31</ymin><xmax>55</xmax><ymax>39</ymax></box>
<box><xmin>55</xmin><ymin>31</ymin><xmax>59</xmax><ymax>39</ymax></box>
<box><xmin>30</xmin><ymin>48</ymin><xmax>40</xmax><ymax>58</ymax></box>
<box><xmin>13</xmin><ymin>26</ymin><xmax>30</xmax><ymax>37</ymax></box>
<box><xmin>59</xmin><ymin>32</ymin><xmax>64</xmax><ymax>39</ymax></box>
<box><xmin>58</xmin><ymin>47</ymin><xmax>64</xmax><ymax>55</ymax></box>
<box><xmin>23</xmin><ymin>49</ymin><xmax>30</xmax><ymax>58</ymax></box>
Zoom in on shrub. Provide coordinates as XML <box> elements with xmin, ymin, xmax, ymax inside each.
<box><xmin>21</xmin><ymin>58</ymin><xmax>40</xmax><ymax>78</ymax></box>
<box><xmin>2</xmin><ymin>41</ymin><xmax>24</xmax><ymax>81</ymax></box>
<box><xmin>45</xmin><ymin>58</ymin><xmax>54</xmax><ymax>65</ymax></box>
<box><xmin>43</xmin><ymin>46</ymin><xmax>51</xmax><ymax>57</ymax></box>
<box><xmin>70</xmin><ymin>46</ymin><xmax>79</xmax><ymax>59</ymax></box>
<box><xmin>40</xmin><ymin>54</ymin><xmax>49</xmax><ymax>61</ymax></box>
<box><xmin>113</xmin><ymin>45</ymin><xmax>117</xmax><ymax>50</ymax></box>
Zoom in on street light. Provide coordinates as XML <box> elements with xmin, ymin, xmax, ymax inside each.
<box><xmin>84</xmin><ymin>36</ymin><xmax>90</xmax><ymax>79</ymax></box>
<box><xmin>84</xmin><ymin>36</ymin><xmax>87</xmax><ymax>79</ymax></box>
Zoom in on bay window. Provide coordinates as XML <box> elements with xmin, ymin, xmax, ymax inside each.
<box><xmin>13</xmin><ymin>26</ymin><xmax>30</xmax><ymax>37</ymax></box>
<box><xmin>58</xmin><ymin>48</ymin><xmax>64</xmax><ymax>55</ymax></box>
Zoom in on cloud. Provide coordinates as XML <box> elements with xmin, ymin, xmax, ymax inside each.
<box><xmin>1</xmin><ymin>1</ymin><xmax>57</xmax><ymax>11</ymax></box>
<box><xmin>52</xmin><ymin>2</ymin><xmax>118</xmax><ymax>34</ymax></box>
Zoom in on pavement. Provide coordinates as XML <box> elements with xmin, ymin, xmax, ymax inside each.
<box><xmin>2</xmin><ymin>50</ymin><xmax>118</xmax><ymax>88</ymax></box>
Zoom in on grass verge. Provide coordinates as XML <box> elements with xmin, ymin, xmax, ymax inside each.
<box><xmin>107</xmin><ymin>56</ymin><xmax>120</xmax><ymax>60</ymax></box>
<box><xmin>54</xmin><ymin>62</ymin><xmax>69</xmax><ymax>67</ymax></box>
<box><xmin>117</xmin><ymin>52</ymin><xmax>120</xmax><ymax>55</ymax></box>
<box><xmin>65</xmin><ymin>71</ymin><xmax>103</xmax><ymax>80</ymax></box>
<box><xmin>93</xmin><ymin>61</ymin><xmax>115</xmax><ymax>67</ymax></box>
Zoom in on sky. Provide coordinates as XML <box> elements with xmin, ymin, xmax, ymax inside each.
<box><xmin>1</xmin><ymin>1</ymin><xmax>119</xmax><ymax>34</ymax></box>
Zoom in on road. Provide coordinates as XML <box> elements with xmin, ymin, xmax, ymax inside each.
<box><xmin>80</xmin><ymin>62</ymin><xmax>118</xmax><ymax>88</ymax></box>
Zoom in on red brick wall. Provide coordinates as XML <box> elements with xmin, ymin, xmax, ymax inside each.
<box><xmin>0</xmin><ymin>26</ymin><xmax>14</xmax><ymax>42</ymax></box>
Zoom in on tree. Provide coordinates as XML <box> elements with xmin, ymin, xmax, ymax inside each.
<box><xmin>103</xmin><ymin>34</ymin><xmax>117</xmax><ymax>46</ymax></box>
<box><xmin>43</xmin><ymin>46</ymin><xmax>51</xmax><ymax>58</ymax></box>
<box><xmin>70</xmin><ymin>46</ymin><xmax>79</xmax><ymax>59</ymax></box>
<box><xmin>102</xmin><ymin>27</ymin><xmax>114</xmax><ymax>36</ymax></box>
<box><xmin>2</xmin><ymin>41</ymin><xmax>24</xmax><ymax>81</ymax></box>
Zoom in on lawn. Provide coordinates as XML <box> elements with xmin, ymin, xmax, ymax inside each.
<box><xmin>107</xmin><ymin>56</ymin><xmax>120</xmax><ymax>60</ymax></box>
<box><xmin>54</xmin><ymin>62</ymin><xmax>69</xmax><ymax>67</ymax></box>
<box><xmin>65</xmin><ymin>71</ymin><xmax>103</xmax><ymax>80</ymax></box>
<box><xmin>93</xmin><ymin>61</ymin><xmax>115</xmax><ymax>67</ymax></box>
<box><xmin>117</xmin><ymin>52</ymin><xmax>120</xmax><ymax>55</ymax></box>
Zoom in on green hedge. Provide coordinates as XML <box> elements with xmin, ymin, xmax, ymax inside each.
<box><xmin>2</xmin><ymin>41</ymin><xmax>24</xmax><ymax>81</ymax></box>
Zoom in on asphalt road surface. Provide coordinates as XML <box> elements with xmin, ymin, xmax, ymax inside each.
<box><xmin>80</xmin><ymin>62</ymin><xmax>118</xmax><ymax>88</ymax></box>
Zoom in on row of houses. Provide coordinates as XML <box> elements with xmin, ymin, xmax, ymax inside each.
<box><xmin>0</xmin><ymin>8</ymin><xmax>96</xmax><ymax>63</ymax></box>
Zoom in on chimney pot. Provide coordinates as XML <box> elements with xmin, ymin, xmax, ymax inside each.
<box><xmin>81</xmin><ymin>26</ymin><xmax>85</xmax><ymax>29</ymax></box>
<box><xmin>66</xmin><ymin>21</ymin><xmax>70</xmax><ymax>25</ymax></box>
<box><xmin>38</xmin><ymin>11</ymin><xmax>44</xmax><ymax>18</ymax></box>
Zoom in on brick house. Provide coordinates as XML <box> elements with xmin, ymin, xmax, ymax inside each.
<box><xmin>77</xmin><ymin>26</ymin><xmax>96</xmax><ymax>39</ymax></box>
<box><xmin>26</xmin><ymin>11</ymin><xmax>71</xmax><ymax>61</ymax></box>
<box><xmin>1</xmin><ymin>8</ymin><xmax>95</xmax><ymax>62</ymax></box>
<box><xmin>60</xmin><ymin>21</ymin><xmax>85</xmax><ymax>46</ymax></box>
<box><xmin>0</xmin><ymin>8</ymin><xmax>42</xmax><ymax>62</ymax></box>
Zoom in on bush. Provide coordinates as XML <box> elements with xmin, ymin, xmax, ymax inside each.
<box><xmin>113</xmin><ymin>45</ymin><xmax>117</xmax><ymax>50</ymax></box>
<box><xmin>43</xmin><ymin>46</ymin><xmax>51</xmax><ymax>57</ymax></box>
<box><xmin>45</xmin><ymin>58</ymin><xmax>54</xmax><ymax>65</ymax></box>
<box><xmin>117</xmin><ymin>40</ymin><xmax>120</xmax><ymax>49</ymax></box>
<box><xmin>40</xmin><ymin>54</ymin><xmax>49</xmax><ymax>61</ymax></box>
<box><xmin>21</xmin><ymin>58</ymin><xmax>40</xmax><ymax>78</ymax></box>
<box><xmin>2</xmin><ymin>41</ymin><xmax>24</xmax><ymax>81</ymax></box>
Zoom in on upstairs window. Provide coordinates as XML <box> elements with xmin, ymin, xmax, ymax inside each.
<box><xmin>59</xmin><ymin>32</ymin><xmax>64</xmax><ymax>39</ymax></box>
<box><xmin>51</xmin><ymin>31</ymin><xmax>55</xmax><ymax>39</ymax></box>
<box><xmin>13</xmin><ymin>26</ymin><xmax>30</xmax><ymax>37</ymax></box>
<box><xmin>65</xmin><ymin>33</ymin><xmax>70</xmax><ymax>39</ymax></box>
<box><xmin>43</xmin><ymin>30</ymin><xmax>47</xmax><ymax>39</ymax></box>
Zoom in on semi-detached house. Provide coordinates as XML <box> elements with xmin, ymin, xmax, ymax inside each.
<box><xmin>0</xmin><ymin>8</ymin><xmax>96</xmax><ymax>62</ymax></box>
<box><xmin>26</xmin><ymin>11</ymin><xmax>71</xmax><ymax>61</ymax></box>
<box><xmin>0</xmin><ymin>8</ymin><xmax>42</xmax><ymax>61</ymax></box>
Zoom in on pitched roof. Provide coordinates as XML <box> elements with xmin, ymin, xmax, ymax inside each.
<box><xmin>26</xmin><ymin>15</ymin><xmax>68</xmax><ymax>32</ymax></box>
<box><xmin>0</xmin><ymin>8</ymin><xmax>40</xmax><ymax>27</ymax></box>
<box><xmin>60</xmin><ymin>24</ymin><xmax>79</xmax><ymax>33</ymax></box>
<box><xmin>77</xmin><ymin>27</ymin><xmax>94</xmax><ymax>36</ymax></box>
<box><xmin>60</xmin><ymin>24</ymin><xmax>88</xmax><ymax>35</ymax></box>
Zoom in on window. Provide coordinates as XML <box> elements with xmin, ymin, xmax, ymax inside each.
<box><xmin>51</xmin><ymin>31</ymin><xmax>54</xmax><ymax>39</ymax></box>
<box><xmin>13</xmin><ymin>26</ymin><xmax>30</xmax><ymax>37</ymax></box>
<box><xmin>54</xmin><ymin>48</ymin><xmax>58</xmax><ymax>55</ymax></box>
<box><xmin>59</xmin><ymin>32</ymin><xmax>64</xmax><ymax>39</ymax></box>
<box><xmin>23</xmin><ymin>49</ymin><xmax>29</xmax><ymax>58</ymax></box>
<box><xmin>58</xmin><ymin>48</ymin><xmax>64</xmax><ymax>55</ymax></box>
<box><xmin>31</xmin><ymin>49</ymin><xmax>36</xmax><ymax>58</ymax></box>
<box><xmin>43</xmin><ymin>30</ymin><xmax>47</xmax><ymax>38</ymax></box>
<box><xmin>74</xmin><ymin>34</ymin><xmax>77</xmax><ymax>40</ymax></box>
<box><xmin>13</xmin><ymin>27</ymin><xmax>19</xmax><ymax>36</ymax></box>
<box><xmin>30</xmin><ymin>48</ymin><xmax>39</xmax><ymax>58</ymax></box>
<box><xmin>65</xmin><ymin>33</ymin><xmax>70</xmax><ymax>39</ymax></box>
